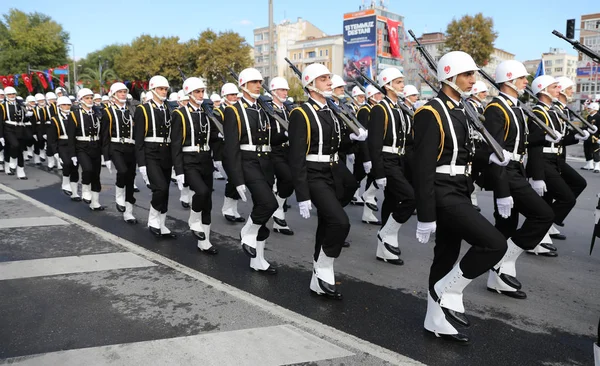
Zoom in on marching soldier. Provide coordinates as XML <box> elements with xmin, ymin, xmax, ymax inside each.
<box><xmin>466</xmin><ymin>81</ymin><xmax>488</xmax><ymax>211</ymax></box>
<box><xmin>134</xmin><ymin>75</ymin><xmax>177</xmax><ymax>238</ymax></box>
<box><xmin>219</xmin><ymin>82</ymin><xmax>246</xmax><ymax>223</ymax></box>
<box><xmin>210</xmin><ymin>93</ymin><xmax>221</xmax><ymax>109</ymax></box>
<box><xmin>67</xmin><ymin>88</ymin><xmax>104</xmax><ymax>211</ymax></box>
<box><xmin>268</xmin><ymin>76</ymin><xmax>295</xmax><ymax>236</ymax></box>
<box><xmin>349</xmin><ymin>86</ymin><xmax>367</xmax><ymax>206</ymax></box>
<box><xmin>481</xmin><ymin>60</ymin><xmax>555</xmax><ymax>299</ymax></box>
<box><xmin>368</xmin><ymin>68</ymin><xmax>416</xmax><ymax>265</ymax></box>
<box><xmin>400</xmin><ymin>84</ymin><xmax>418</xmax><ymax>186</ymax></box>
<box><xmin>93</xmin><ymin>94</ymin><xmax>102</xmax><ymax>107</ymax></box>
<box><xmin>33</xmin><ymin>93</ymin><xmax>49</xmax><ymax>165</ymax></box>
<box><xmin>586</xmin><ymin>102</ymin><xmax>600</xmax><ymax>172</ymax></box>
<box><xmin>45</xmin><ymin>92</ymin><xmax>61</xmax><ymax>171</ymax></box>
<box><xmin>413</xmin><ymin>51</ymin><xmax>510</xmax><ymax>343</ymax></box>
<box><xmin>0</xmin><ymin>86</ymin><xmax>29</xmax><ymax>179</ymax></box>
<box><xmin>171</xmin><ymin>77</ymin><xmax>218</xmax><ymax>254</ymax></box>
<box><xmin>101</xmin><ymin>82</ymin><xmax>138</xmax><ymax>224</ymax></box>
<box><xmin>24</xmin><ymin>96</ymin><xmax>37</xmax><ymax>163</ymax></box>
<box><xmin>288</xmin><ymin>63</ymin><xmax>363</xmax><ymax>299</ymax></box>
<box><xmin>48</xmin><ymin>96</ymin><xmax>81</xmax><ymax>201</ymax></box>
<box><xmin>223</xmin><ymin>68</ymin><xmax>278</xmax><ymax>274</ymax></box>
<box><xmin>174</xmin><ymin>89</ymin><xmax>192</xmax><ymax>209</ymax></box>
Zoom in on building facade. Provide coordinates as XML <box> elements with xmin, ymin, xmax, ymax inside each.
<box><xmin>575</xmin><ymin>12</ymin><xmax>600</xmax><ymax>100</ymax></box>
<box><xmin>286</xmin><ymin>35</ymin><xmax>344</xmax><ymax>77</ymax></box>
<box><xmin>541</xmin><ymin>48</ymin><xmax>578</xmax><ymax>81</ymax></box>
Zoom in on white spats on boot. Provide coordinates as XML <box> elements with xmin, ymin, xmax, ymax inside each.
<box><xmin>310</xmin><ymin>248</ymin><xmax>337</xmax><ymax>295</ymax></box>
<box><xmin>583</xmin><ymin>160</ymin><xmax>594</xmax><ymax>170</ymax></box>
<box><xmin>147</xmin><ymin>206</ymin><xmax>161</xmax><ymax>231</ymax></box>
<box><xmin>123</xmin><ymin>202</ymin><xmax>137</xmax><ymax>223</ymax></box>
<box><xmin>424</xmin><ymin>291</ymin><xmax>459</xmax><ymax>336</ymax></box>
<box><xmin>180</xmin><ymin>186</ymin><xmax>190</xmax><ymax>207</ymax></box>
<box><xmin>197</xmin><ymin>224</ymin><xmax>216</xmax><ymax>253</ymax></box>
<box><xmin>188</xmin><ymin>209</ymin><xmax>205</xmax><ymax>237</ymax></box>
<box><xmin>433</xmin><ymin>265</ymin><xmax>471</xmax><ymax>315</ymax></box>
<box><xmin>47</xmin><ymin>156</ymin><xmax>55</xmax><ymax>170</ymax></box>
<box><xmin>527</xmin><ymin>243</ymin><xmax>554</xmax><ymax>255</ymax></box>
<box><xmin>595</xmin><ymin>162</ymin><xmax>600</xmax><ymax>173</ymax></box>
<box><xmin>61</xmin><ymin>176</ymin><xmax>72</xmax><ymax>195</ymax></box>
<box><xmin>159</xmin><ymin>213</ymin><xmax>172</xmax><ymax>235</ymax></box>
<box><xmin>9</xmin><ymin>157</ymin><xmax>17</xmax><ymax>170</ymax></box>
<box><xmin>222</xmin><ymin>197</ymin><xmax>244</xmax><ymax>222</ymax></box>
<box><xmin>549</xmin><ymin>225</ymin><xmax>561</xmax><ymax>236</ymax></box>
<box><xmin>23</xmin><ymin>150</ymin><xmax>29</xmax><ymax>161</ymax></box>
<box><xmin>89</xmin><ymin>192</ymin><xmax>104</xmax><ymax>210</ymax></box>
<box><xmin>376</xmin><ymin>217</ymin><xmax>403</xmax><ymax>264</ymax></box>
<box><xmin>250</xmin><ymin>240</ymin><xmax>271</xmax><ymax>271</ymax></box>
<box><xmin>70</xmin><ymin>182</ymin><xmax>80</xmax><ymax>200</ymax></box>
<box><xmin>2</xmin><ymin>162</ymin><xmax>8</xmax><ymax>173</ymax></box>
<box><xmin>273</xmin><ymin>194</ymin><xmax>293</xmax><ymax>235</ymax></box>
<box><xmin>240</xmin><ymin>217</ymin><xmax>261</xmax><ymax>251</ymax></box>
<box><xmin>33</xmin><ymin>154</ymin><xmax>41</xmax><ymax>165</ymax></box>
<box><xmin>362</xmin><ymin>205</ymin><xmax>380</xmax><ymax>224</ymax></box>
<box><xmin>40</xmin><ymin>149</ymin><xmax>46</xmax><ymax>160</ymax></box>
<box><xmin>81</xmin><ymin>184</ymin><xmax>92</xmax><ymax>203</ymax></box>
<box><xmin>361</xmin><ymin>183</ymin><xmax>378</xmax><ymax>211</ymax></box>
<box><xmin>16</xmin><ymin>166</ymin><xmax>27</xmax><ymax>180</ymax></box>
<box><xmin>351</xmin><ymin>188</ymin><xmax>364</xmax><ymax>205</ymax></box>
<box><xmin>487</xmin><ymin>238</ymin><xmax>524</xmax><ymax>293</ymax></box>
<box><xmin>27</xmin><ymin>146</ymin><xmax>34</xmax><ymax>158</ymax></box>
<box><xmin>101</xmin><ymin>155</ymin><xmax>106</xmax><ymax>167</ymax></box>
<box><xmin>115</xmin><ymin>186</ymin><xmax>126</xmax><ymax>211</ymax></box>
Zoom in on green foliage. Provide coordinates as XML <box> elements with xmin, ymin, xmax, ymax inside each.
<box><xmin>78</xmin><ymin>67</ymin><xmax>119</xmax><ymax>92</ymax></box>
<box><xmin>77</xmin><ymin>44</ymin><xmax>125</xmax><ymax>76</ymax></box>
<box><xmin>285</xmin><ymin>71</ymin><xmax>306</xmax><ymax>102</ymax></box>
<box><xmin>443</xmin><ymin>13</ymin><xmax>497</xmax><ymax>67</ymax></box>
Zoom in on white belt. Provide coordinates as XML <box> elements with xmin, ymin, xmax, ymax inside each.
<box><xmin>435</xmin><ymin>165</ymin><xmax>466</xmax><ymax>175</ymax></box>
<box><xmin>59</xmin><ymin>135</ymin><xmax>68</xmax><ymax>140</ymax></box>
<box><xmin>510</xmin><ymin>153</ymin><xmax>524</xmax><ymax>162</ymax></box>
<box><xmin>306</xmin><ymin>152</ymin><xmax>339</xmax><ymax>163</ymax></box>
<box><xmin>76</xmin><ymin>136</ymin><xmax>99</xmax><ymax>142</ymax></box>
<box><xmin>543</xmin><ymin>147</ymin><xmax>559</xmax><ymax>154</ymax></box>
<box><xmin>382</xmin><ymin>146</ymin><xmax>405</xmax><ymax>155</ymax></box>
<box><xmin>4</xmin><ymin>121</ymin><xmax>21</xmax><ymax>126</ymax></box>
<box><xmin>24</xmin><ymin>122</ymin><xmax>32</xmax><ymax>126</ymax></box>
<box><xmin>182</xmin><ymin>145</ymin><xmax>210</xmax><ymax>152</ymax></box>
<box><xmin>111</xmin><ymin>137</ymin><xmax>135</xmax><ymax>144</ymax></box>
<box><xmin>144</xmin><ymin>137</ymin><xmax>171</xmax><ymax>143</ymax></box>
<box><xmin>240</xmin><ymin>144</ymin><xmax>271</xmax><ymax>152</ymax></box>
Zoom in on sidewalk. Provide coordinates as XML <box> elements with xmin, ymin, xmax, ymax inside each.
<box><xmin>0</xmin><ymin>184</ymin><xmax>421</xmax><ymax>366</ymax></box>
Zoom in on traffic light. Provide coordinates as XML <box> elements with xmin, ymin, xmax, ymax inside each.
<box><xmin>566</xmin><ymin>19</ymin><xmax>575</xmax><ymax>39</ymax></box>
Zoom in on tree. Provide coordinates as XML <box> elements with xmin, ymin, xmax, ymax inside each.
<box><xmin>78</xmin><ymin>44</ymin><xmax>125</xmax><ymax>76</ymax></box>
<box><xmin>78</xmin><ymin>67</ymin><xmax>119</xmax><ymax>92</ymax></box>
<box><xmin>285</xmin><ymin>71</ymin><xmax>306</xmax><ymax>102</ymax></box>
<box><xmin>443</xmin><ymin>13</ymin><xmax>497</xmax><ymax>67</ymax></box>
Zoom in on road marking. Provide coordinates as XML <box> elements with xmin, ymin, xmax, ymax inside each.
<box><xmin>0</xmin><ymin>252</ymin><xmax>156</xmax><ymax>280</ymax></box>
<box><xmin>0</xmin><ymin>216</ymin><xmax>69</xmax><ymax>229</ymax></box>
<box><xmin>0</xmin><ymin>193</ymin><xmax>16</xmax><ymax>200</ymax></box>
<box><xmin>0</xmin><ymin>183</ymin><xmax>424</xmax><ymax>366</ymax></box>
<box><xmin>2</xmin><ymin>324</ymin><xmax>353</xmax><ymax>366</ymax></box>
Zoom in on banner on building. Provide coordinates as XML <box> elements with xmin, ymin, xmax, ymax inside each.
<box><xmin>342</xmin><ymin>10</ymin><xmax>377</xmax><ymax>85</ymax></box>
<box><xmin>386</xmin><ymin>19</ymin><xmax>401</xmax><ymax>58</ymax></box>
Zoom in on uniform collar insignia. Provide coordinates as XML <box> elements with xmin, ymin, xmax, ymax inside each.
<box><xmin>506</xmin><ymin>99</ymin><xmax>513</xmax><ymax>106</ymax></box>
<box><xmin>446</xmin><ymin>100</ymin><xmax>455</xmax><ymax>110</ymax></box>
<box><xmin>312</xmin><ymin>104</ymin><xmax>320</xmax><ymax>111</ymax></box>
<box><xmin>243</xmin><ymin>103</ymin><xmax>248</xmax><ymax>108</ymax></box>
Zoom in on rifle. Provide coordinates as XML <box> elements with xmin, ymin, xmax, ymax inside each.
<box><xmin>523</xmin><ymin>85</ymin><xmax>586</xmax><ymax>136</ymax></box>
<box><xmin>177</xmin><ymin>67</ymin><xmax>224</xmax><ymax>135</ymax></box>
<box><xmin>562</xmin><ymin>105</ymin><xmax>596</xmax><ymax>131</ymax></box>
<box><xmin>552</xmin><ymin>30</ymin><xmax>600</xmax><ymax>63</ymax></box>
<box><xmin>477</xmin><ymin>69</ymin><xmax>559</xmax><ymax>140</ymax></box>
<box><xmin>227</xmin><ymin>66</ymin><xmax>289</xmax><ymax>130</ymax></box>
<box><xmin>419</xmin><ymin>73</ymin><xmax>439</xmax><ymax>93</ymax></box>
<box><xmin>283</xmin><ymin>58</ymin><xmax>364</xmax><ymax>135</ymax></box>
<box><xmin>260</xmin><ymin>77</ymin><xmax>295</xmax><ymax>113</ymax></box>
<box><xmin>408</xmin><ymin>29</ymin><xmax>504</xmax><ymax>161</ymax></box>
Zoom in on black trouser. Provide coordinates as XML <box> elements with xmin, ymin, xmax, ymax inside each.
<box><xmin>402</xmin><ymin>148</ymin><xmax>414</xmax><ymax>186</ymax></box>
<box><xmin>271</xmin><ymin>145</ymin><xmax>294</xmax><ymax>199</ymax></box>
<box><xmin>242</xmin><ymin>156</ymin><xmax>277</xmax><ymax>225</ymax></box>
<box><xmin>184</xmin><ymin>152</ymin><xmax>214</xmax><ymax>224</ymax></box>
<box><xmin>5</xmin><ymin>131</ymin><xmax>25</xmax><ymax>167</ymax></box>
<box><xmin>225</xmin><ymin>181</ymin><xmax>241</xmax><ymax>199</ymax></box>
<box><xmin>430</xmin><ymin>201</ymin><xmax>507</xmax><ymax>289</ymax></box>
<box><xmin>583</xmin><ymin>139</ymin><xmax>593</xmax><ymax>161</ymax></box>
<box><xmin>111</xmin><ymin>144</ymin><xmax>137</xmax><ymax>204</ymax></box>
<box><xmin>381</xmin><ymin>154</ymin><xmax>416</xmax><ymax>225</ymax></box>
<box><xmin>58</xmin><ymin>142</ymin><xmax>79</xmax><ymax>182</ymax></box>
<box><xmin>543</xmin><ymin>156</ymin><xmax>587</xmax><ymax>225</ymax></box>
<box><xmin>77</xmin><ymin>143</ymin><xmax>102</xmax><ymax>192</ymax></box>
<box><xmin>147</xmin><ymin>158</ymin><xmax>171</xmax><ymax>213</ymax></box>
<box><xmin>493</xmin><ymin>163</ymin><xmax>553</xmax><ymax>250</ymax></box>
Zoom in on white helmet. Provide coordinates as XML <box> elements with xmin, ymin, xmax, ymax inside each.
<box><xmin>109</xmin><ymin>82</ymin><xmax>128</xmax><ymax>99</ymax></box>
<box><xmin>45</xmin><ymin>92</ymin><xmax>57</xmax><ymax>101</ymax></box>
<box><xmin>555</xmin><ymin>76</ymin><xmax>575</xmax><ymax>100</ymax></box>
<box><xmin>270</xmin><ymin>77</ymin><xmax>289</xmax><ymax>90</ymax></box>
<box><xmin>588</xmin><ymin>102</ymin><xmax>599</xmax><ymax>111</ymax></box>
<box><xmin>287</xmin><ymin>97</ymin><xmax>294</xmax><ymax>103</ymax></box>
<box><xmin>352</xmin><ymin>86</ymin><xmax>366</xmax><ymax>97</ymax></box>
<box><xmin>377</xmin><ymin>68</ymin><xmax>403</xmax><ymax>87</ymax></box>
<box><xmin>403</xmin><ymin>85</ymin><xmax>419</xmax><ymax>97</ymax></box>
<box><xmin>25</xmin><ymin>95</ymin><xmax>36</xmax><ymax>103</ymax></box>
<box><xmin>140</xmin><ymin>92</ymin><xmax>146</xmax><ymax>101</ymax></box>
<box><xmin>437</xmin><ymin>51</ymin><xmax>479</xmax><ymax>81</ymax></box>
<box><xmin>177</xmin><ymin>90</ymin><xmax>189</xmax><ymax>102</ymax></box>
<box><xmin>470</xmin><ymin>81</ymin><xmax>488</xmax><ymax>95</ymax></box>
<box><xmin>93</xmin><ymin>93</ymin><xmax>102</xmax><ymax>100</ymax></box>
<box><xmin>168</xmin><ymin>92</ymin><xmax>179</xmax><ymax>102</ymax></box>
<box><xmin>34</xmin><ymin>93</ymin><xmax>45</xmax><ymax>101</ymax></box>
<box><xmin>366</xmin><ymin>84</ymin><xmax>381</xmax><ymax>100</ymax></box>
<box><xmin>531</xmin><ymin>75</ymin><xmax>557</xmax><ymax>96</ymax></box>
<box><xmin>127</xmin><ymin>93</ymin><xmax>133</xmax><ymax>100</ymax></box>
<box><xmin>144</xmin><ymin>92</ymin><xmax>153</xmax><ymax>102</ymax></box>
<box><xmin>55</xmin><ymin>87</ymin><xmax>66</xmax><ymax>95</ymax></box>
<box><xmin>183</xmin><ymin>77</ymin><xmax>206</xmax><ymax>104</ymax></box>
<box><xmin>4</xmin><ymin>86</ymin><xmax>17</xmax><ymax>95</ymax></box>
<box><xmin>0</xmin><ymin>89</ymin><xmax>4</xmax><ymax>95</ymax></box>
<box><xmin>221</xmin><ymin>83</ymin><xmax>239</xmax><ymax>96</ymax></box>
<box><xmin>495</xmin><ymin>60</ymin><xmax>528</xmax><ymax>84</ymax></box>
<box><xmin>331</xmin><ymin>75</ymin><xmax>347</xmax><ymax>89</ymax></box>
<box><xmin>101</xmin><ymin>95</ymin><xmax>109</xmax><ymax>102</ymax></box>
<box><xmin>210</xmin><ymin>93</ymin><xmax>221</xmax><ymax>102</ymax></box>
<box><xmin>69</xmin><ymin>95</ymin><xmax>76</xmax><ymax>101</ymax></box>
<box><xmin>238</xmin><ymin>68</ymin><xmax>263</xmax><ymax>87</ymax></box>
<box><xmin>149</xmin><ymin>75</ymin><xmax>169</xmax><ymax>90</ymax></box>
<box><xmin>56</xmin><ymin>96</ymin><xmax>72</xmax><ymax>106</ymax></box>
<box><xmin>302</xmin><ymin>63</ymin><xmax>333</xmax><ymax>98</ymax></box>
<box><xmin>77</xmin><ymin>88</ymin><xmax>94</xmax><ymax>100</ymax></box>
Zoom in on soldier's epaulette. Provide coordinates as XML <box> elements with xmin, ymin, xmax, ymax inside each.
<box><xmin>445</xmin><ymin>100</ymin><xmax>455</xmax><ymax>110</ymax></box>
<box><xmin>311</xmin><ymin>103</ymin><xmax>320</xmax><ymax>111</ymax></box>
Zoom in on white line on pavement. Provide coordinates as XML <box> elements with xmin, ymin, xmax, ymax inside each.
<box><xmin>0</xmin><ymin>193</ymin><xmax>17</xmax><ymax>200</ymax></box>
<box><xmin>0</xmin><ymin>216</ymin><xmax>68</xmax><ymax>229</ymax></box>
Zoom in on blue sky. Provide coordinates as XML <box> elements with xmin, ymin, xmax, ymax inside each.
<box><xmin>0</xmin><ymin>0</ymin><xmax>592</xmax><ymax>62</ymax></box>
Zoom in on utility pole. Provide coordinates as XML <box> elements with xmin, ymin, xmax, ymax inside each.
<box><xmin>72</xmin><ymin>43</ymin><xmax>77</xmax><ymax>93</ymax></box>
<box><xmin>268</xmin><ymin>0</ymin><xmax>274</xmax><ymax>82</ymax></box>
<box><xmin>98</xmin><ymin>56</ymin><xmax>103</xmax><ymax>94</ymax></box>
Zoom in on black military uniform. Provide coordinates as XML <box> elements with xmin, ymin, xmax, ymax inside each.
<box><xmin>66</xmin><ymin>107</ymin><xmax>103</xmax><ymax>209</ymax></box>
<box><xmin>33</xmin><ymin>103</ymin><xmax>49</xmax><ymax>163</ymax></box>
<box><xmin>223</xmin><ymin>97</ymin><xmax>278</xmax><ymax>271</ymax></box>
<box><xmin>134</xmin><ymin>99</ymin><xmax>176</xmax><ymax>237</ymax></box>
<box><xmin>48</xmin><ymin>110</ymin><xmax>80</xmax><ymax>200</ymax></box>
<box><xmin>101</xmin><ymin>102</ymin><xmax>137</xmax><ymax>222</ymax></box>
<box><xmin>288</xmin><ymin>97</ymin><xmax>358</xmax><ymax>298</ymax></box>
<box><xmin>400</xmin><ymin>100</ymin><xmax>415</xmax><ymax>185</ymax></box>
<box><xmin>355</xmin><ymin>101</ymin><xmax>380</xmax><ymax>224</ymax></box>
<box><xmin>586</xmin><ymin>111</ymin><xmax>600</xmax><ymax>170</ymax></box>
<box><xmin>368</xmin><ymin>95</ymin><xmax>416</xmax><ymax>264</ymax></box>
<box><xmin>45</xmin><ymin>101</ymin><xmax>60</xmax><ymax>169</ymax></box>
<box><xmin>171</xmin><ymin>102</ymin><xmax>217</xmax><ymax>254</ymax></box>
<box><xmin>481</xmin><ymin>92</ymin><xmax>554</xmax><ymax>297</ymax></box>
<box><xmin>0</xmin><ymin>100</ymin><xmax>29</xmax><ymax>178</ymax></box>
<box><xmin>414</xmin><ymin>91</ymin><xmax>507</xmax><ymax>341</ymax></box>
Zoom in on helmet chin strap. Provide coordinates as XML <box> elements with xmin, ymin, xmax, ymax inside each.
<box><xmin>189</xmin><ymin>94</ymin><xmax>202</xmax><ymax>106</ymax></box>
<box><xmin>151</xmin><ymin>89</ymin><xmax>166</xmax><ymax>102</ymax></box>
<box><xmin>442</xmin><ymin>76</ymin><xmax>469</xmax><ymax>99</ymax></box>
<box><xmin>505</xmin><ymin>81</ymin><xmax>525</xmax><ymax>97</ymax></box>
<box><xmin>81</xmin><ymin>101</ymin><xmax>94</xmax><ymax>109</ymax></box>
<box><xmin>241</xmin><ymin>86</ymin><xmax>260</xmax><ymax>100</ymax></box>
<box><xmin>7</xmin><ymin>96</ymin><xmax>15</xmax><ymax>102</ymax></box>
<box><xmin>384</xmin><ymin>85</ymin><xmax>404</xmax><ymax>99</ymax></box>
<box><xmin>307</xmin><ymin>84</ymin><xmax>332</xmax><ymax>99</ymax></box>
<box><xmin>539</xmin><ymin>90</ymin><xmax>557</xmax><ymax>103</ymax></box>
<box><xmin>559</xmin><ymin>91</ymin><xmax>573</xmax><ymax>103</ymax></box>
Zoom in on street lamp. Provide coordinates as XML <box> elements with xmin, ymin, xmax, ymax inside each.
<box><xmin>68</xmin><ymin>42</ymin><xmax>76</xmax><ymax>93</ymax></box>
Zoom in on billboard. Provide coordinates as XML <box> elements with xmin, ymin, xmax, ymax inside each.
<box><xmin>342</xmin><ymin>10</ymin><xmax>377</xmax><ymax>85</ymax></box>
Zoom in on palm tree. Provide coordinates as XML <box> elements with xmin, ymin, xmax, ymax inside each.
<box><xmin>78</xmin><ymin>67</ymin><xmax>119</xmax><ymax>93</ymax></box>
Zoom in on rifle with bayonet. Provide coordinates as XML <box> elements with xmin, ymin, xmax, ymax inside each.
<box><xmin>419</xmin><ymin>73</ymin><xmax>439</xmax><ymax>94</ymax></box>
<box><xmin>552</xmin><ymin>30</ymin><xmax>600</xmax><ymax>63</ymax></box>
<box><xmin>523</xmin><ymin>85</ymin><xmax>586</xmax><ymax>136</ymax></box>
<box><xmin>408</xmin><ymin>29</ymin><xmax>505</xmax><ymax>161</ymax></box>
<box><xmin>227</xmin><ymin>66</ymin><xmax>289</xmax><ymax>131</ymax></box>
<box><xmin>284</xmin><ymin>57</ymin><xmax>363</xmax><ymax>135</ymax></box>
<box><xmin>177</xmin><ymin>67</ymin><xmax>224</xmax><ymax>135</ymax></box>
<box><xmin>561</xmin><ymin>105</ymin><xmax>597</xmax><ymax>131</ymax></box>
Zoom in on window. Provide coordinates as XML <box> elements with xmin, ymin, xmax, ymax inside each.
<box><xmin>319</xmin><ymin>50</ymin><xmax>323</xmax><ymax>57</ymax></box>
<box><xmin>308</xmin><ymin>51</ymin><xmax>316</xmax><ymax>58</ymax></box>
<box><xmin>544</xmin><ymin>60</ymin><xmax>552</xmax><ymax>67</ymax></box>
<box><xmin>325</xmin><ymin>49</ymin><xmax>329</xmax><ymax>56</ymax></box>
<box><xmin>555</xmin><ymin>59</ymin><xmax>564</xmax><ymax>64</ymax></box>
<box><xmin>255</xmin><ymin>45</ymin><xmax>262</xmax><ymax>53</ymax></box>
<box><xmin>255</xmin><ymin>34</ymin><xmax>263</xmax><ymax>42</ymax></box>
<box><xmin>555</xmin><ymin>67</ymin><xmax>563</xmax><ymax>72</ymax></box>
<box><xmin>293</xmin><ymin>53</ymin><xmax>296</xmax><ymax>60</ymax></box>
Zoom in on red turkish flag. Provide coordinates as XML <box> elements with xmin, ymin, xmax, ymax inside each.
<box><xmin>36</xmin><ymin>72</ymin><xmax>48</xmax><ymax>89</ymax></box>
<box><xmin>0</xmin><ymin>75</ymin><xmax>8</xmax><ymax>87</ymax></box>
<box><xmin>7</xmin><ymin>75</ymin><xmax>15</xmax><ymax>86</ymax></box>
<box><xmin>21</xmin><ymin>73</ymin><xmax>34</xmax><ymax>92</ymax></box>
<box><xmin>386</xmin><ymin>19</ymin><xmax>401</xmax><ymax>58</ymax></box>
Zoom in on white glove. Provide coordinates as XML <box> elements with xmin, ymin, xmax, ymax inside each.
<box><xmin>530</xmin><ymin>180</ymin><xmax>546</xmax><ymax>197</ymax></box>
<box><xmin>176</xmin><ymin>174</ymin><xmax>185</xmax><ymax>190</ymax></box>
<box><xmin>0</xmin><ymin>137</ymin><xmax>4</xmax><ymax>146</ymax></box>
<box><xmin>236</xmin><ymin>184</ymin><xmax>247</xmax><ymax>202</ymax></box>
<box><xmin>588</xmin><ymin>125</ymin><xmax>598</xmax><ymax>134</ymax></box>
<box><xmin>25</xmin><ymin>111</ymin><xmax>33</xmax><ymax>117</ymax></box>
<box><xmin>54</xmin><ymin>153</ymin><xmax>63</xmax><ymax>165</ymax></box>
<box><xmin>215</xmin><ymin>161</ymin><xmax>227</xmax><ymax>178</ymax></box>
<box><xmin>496</xmin><ymin>196</ymin><xmax>514</xmax><ymax>219</ymax></box>
<box><xmin>105</xmin><ymin>160</ymin><xmax>113</xmax><ymax>174</ymax></box>
<box><xmin>349</xmin><ymin>128</ymin><xmax>368</xmax><ymax>141</ymax></box>
<box><xmin>71</xmin><ymin>156</ymin><xmax>78</xmax><ymax>166</ymax></box>
<box><xmin>139</xmin><ymin>166</ymin><xmax>150</xmax><ymax>186</ymax></box>
<box><xmin>545</xmin><ymin>131</ymin><xmax>562</xmax><ymax>143</ymax></box>
<box><xmin>575</xmin><ymin>130</ymin><xmax>590</xmax><ymax>141</ymax></box>
<box><xmin>489</xmin><ymin>150</ymin><xmax>511</xmax><ymax>167</ymax></box>
<box><xmin>416</xmin><ymin>221</ymin><xmax>436</xmax><ymax>244</ymax></box>
<box><xmin>363</xmin><ymin>161</ymin><xmax>372</xmax><ymax>174</ymax></box>
<box><xmin>33</xmin><ymin>135</ymin><xmax>38</xmax><ymax>142</ymax></box>
<box><xmin>347</xmin><ymin>154</ymin><xmax>355</xmax><ymax>165</ymax></box>
<box><xmin>42</xmin><ymin>134</ymin><xmax>47</xmax><ymax>140</ymax></box>
<box><xmin>218</xmin><ymin>132</ymin><xmax>224</xmax><ymax>139</ymax></box>
<box><xmin>298</xmin><ymin>200</ymin><xmax>312</xmax><ymax>219</ymax></box>
<box><xmin>375</xmin><ymin>177</ymin><xmax>387</xmax><ymax>189</ymax></box>
<box><xmin>284</xmin><ymin>131</ymin><xmax>288</xmax><ymax>137</ymax></box>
